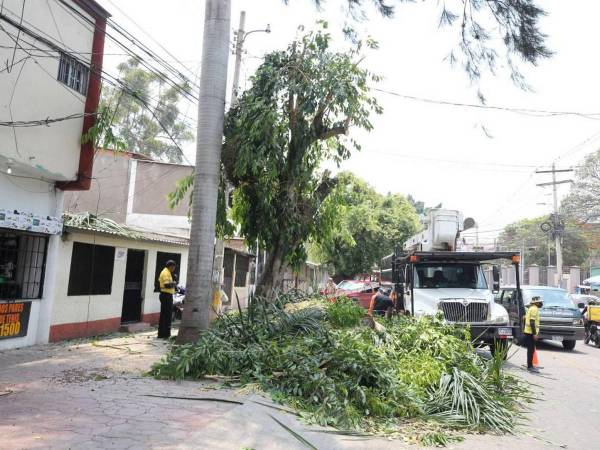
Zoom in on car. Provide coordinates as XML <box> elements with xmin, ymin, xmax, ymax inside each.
<box><xmin>496</xmin><ymin>285</ymin><xmax>585</xmax><ymax>351</ymax></box>
<box><xmin>332</xmin><ymin>279</ymin><xmax>381</xmax><ymax>309</ymax></box>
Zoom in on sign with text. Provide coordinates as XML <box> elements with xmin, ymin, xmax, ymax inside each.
<box><xmin>0</xmin><ymin>302</ymin><xmax>31</xmax><ymax>340</ymax></box>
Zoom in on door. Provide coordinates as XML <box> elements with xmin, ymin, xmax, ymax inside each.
<box><xmin>121</xmin><ymin>250</ymin><xmax>145</xmax><ymax>323</ymax></box>
<box><xmin>502</xmin><ymin>289</ymin><xmax>521</xmax><ymax>333</ymax></box>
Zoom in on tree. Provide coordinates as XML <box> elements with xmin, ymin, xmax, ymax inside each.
<box><xmin>562</xmin><ymin>150</ymin><xmax>600</xmax><ymax>223</ymax></box>
<box><xmin>176</xmin><ymin>0</ymin><xmax>232</xmax><ymax>344</ymax></box>
<box><xmin>178</xmin><ymin>0</ymin><xmax>550</xmax><ymax>341</ymax></box>
<box><xmin>222</xmin><ymin>25</ymin><xmax>381</xmax><ymax>296</ymax></box>
<box><xmin>317</xmin><ymin>172</ymin><xmax>419</xmax><ymax>278</ymax></box>
<box><xmin>498</xmin><ymin>216</ymin><xmax>589</xmax><ymax>268</ymax></box>
<box><xmin>100</xmin><ymin>58</ymin><xmax>193</xmax><ymax>162</ymax></box>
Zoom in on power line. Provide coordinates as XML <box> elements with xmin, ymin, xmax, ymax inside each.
<box><xmin>0</xmin><ymin>112</ymin><xmax>92</xmax><ymax>127</ymax></box>
<box><xmin>374</xmin><ymin>87</ymin><xmax>600</xmax><ymax>120</ymax></box>
<box><xmin>0</xmin><ymin>20</ymin><xmax>194</xmax><ymax>166</ymax></box>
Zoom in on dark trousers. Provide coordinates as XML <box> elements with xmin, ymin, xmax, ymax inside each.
<box><xmin>524</xmin><ymin>333</ymin><xmax>536</xmax><ymax>368</ymax></box>
<box><xmin>158</xmin><ymin>292</ymin><xmax>173</xmax><ymax>339</ymax></box>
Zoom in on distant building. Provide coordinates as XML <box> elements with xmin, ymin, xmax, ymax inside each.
<box><xmin>0</xmin><ymin>0</ymin><xmax>110</xmax><ymax>349</ymax></box>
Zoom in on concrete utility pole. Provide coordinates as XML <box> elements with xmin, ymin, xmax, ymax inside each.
<box><xmin>210</xmin><ymin>11</ymin><xmax>270</xmax><ymax>308</ymax></box>
<box><xmin>536</xmin><ymin>163</ymin><xmax>573</xmax><ymax>287</ymax></box>
<box><xmin>230</xmin><ymin>10</ymin><xmax>246</xmax><ymax>107</ymax></box>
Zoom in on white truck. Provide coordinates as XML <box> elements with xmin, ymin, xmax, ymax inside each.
<box><xmin>381</xmin><ymin>209</ymin><xmax>521</xmax><ymax>355</ymax></box>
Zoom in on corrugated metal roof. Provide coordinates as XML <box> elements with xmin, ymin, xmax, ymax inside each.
<box><xmin>64</xmin><ymin>224</ymin><xmax>189</xmax><ymax>246</ymax></box>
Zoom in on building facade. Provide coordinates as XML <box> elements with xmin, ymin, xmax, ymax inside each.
<box><xmin>0</xmin><ymin>0</ymin><xmax>109</xmax><ymax>349</ymax></box>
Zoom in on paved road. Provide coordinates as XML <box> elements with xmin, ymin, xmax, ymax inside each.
<box><xmin>1</xmin><ymin>331</ymin><xmax>599</xmax><ymax>449</ymax></box>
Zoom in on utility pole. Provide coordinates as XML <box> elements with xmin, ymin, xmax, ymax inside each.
<box><xmin>226</xmin><ymin>11</ymin><xmax>269</xmax><ymax>295</ymax></box>
<box><xmin>209</xmin><ymin>10</ymin><xmax>248</xmax><ymax>318</ymax></box>
<box><xmin>230</xmin><ymin>11</ymin><xmax>246</xmax><ymax>107</ymax></box>
<box><xmin>536</xmin><ymin>163</ymin><xmax>573</xmax><ymax>287</ymax></box>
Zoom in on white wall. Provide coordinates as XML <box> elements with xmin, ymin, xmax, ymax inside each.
<box><xmin>51</xmin><ymin>231</ymin><xmax>188</xmax><ymax>327</ymax></box>
<box><xmin>0</xmin><ymin>0</ymin><xmax>95</xmax><ymax>180</ymax></box>
<box><xmin>0</xmin><ymin>176</ymin><xmax>63</xmax><ymax>350</ymax></box>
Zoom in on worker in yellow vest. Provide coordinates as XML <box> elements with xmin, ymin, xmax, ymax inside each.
<box><xmin>524</xmin><ymin>295</ymin><xmax>543</xmax><ymax>373</ymax></box>
<box><xmin>158</xmin><ymin>260</ymin><xmax>177</xmax><ymax>339</ymax></box>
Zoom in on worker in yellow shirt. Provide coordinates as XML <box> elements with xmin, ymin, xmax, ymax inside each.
<box><xmin>524</xmin><ymin>295</ymin><xmax>543</xmax><ymax>373</ymax></box>
<box><xmin>158</xmin><ymin>260</ymin><xmax>177</xmax><ymax>339</ymax></box>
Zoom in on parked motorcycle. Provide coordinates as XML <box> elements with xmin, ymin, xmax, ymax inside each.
<box><xmin>584</xmin><ymin>303</ymin><xmax>600</xmax><ymax>347</ymax></box>
<box><xmin>172</xmin><ymin>285</ymin><xmax>185</xmax><ymax>321</ymax></box>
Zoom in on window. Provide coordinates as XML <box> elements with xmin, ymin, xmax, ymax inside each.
<box><xmin>414</xmin><ymin>264</ymin><xmax>488</xmax><ymax>289</ymax></box>
<box><xmin>154</xmin><ymin>252</ymin><xmax>181</xmax><ymax>292</ymax></box>
<box><xmin>234</xmin><ymin>255</ymin><xmax>249</xmax><ymax>287</ymax></box>
<box><xmin>0</xmin><ymin>231</ymin><xmax>48</xmax><ymax>300</ymax></box>
<box><xmin>57</xmin><ymin>52</ymin><xmax>90</xmax><ymax>95</ymax></box>
<box><xmin>67</xmin><ymin>242</ymin><xmax>115</xmax><ymax>296</ymax></box>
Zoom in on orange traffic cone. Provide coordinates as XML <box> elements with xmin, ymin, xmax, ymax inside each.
<box><xmin>532</xmin><ymin>349</ymin><xmax>540</xmax><ymax>368</ymax></box>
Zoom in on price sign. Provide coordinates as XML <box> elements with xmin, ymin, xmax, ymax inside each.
<box><xmin>0</xmin><ymin>302</ymin><xmax>31</xmax><ymax>340</ymax></box>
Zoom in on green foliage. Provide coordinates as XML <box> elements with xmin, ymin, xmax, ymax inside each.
<box><xmin>81</xmin><ymin>105</ymin><xmax>127</xmax><ymax>152</ymax></box>
<box><xmin>316</xmin><ymin>172</ymin><xmax>419</xmax><ymax>277</ymax></box>
<box><xmin>152</xmin><ymin>295</ymin><xmax>527</xmax><ymax>439</ymax></box>
<box><xmin>498</xmin><ymin>216</ymin><xmax>589</xmax><ymax>267</ymax></box>
<box><xmin>326</xmin><ymin>296</ymin><xmax>364</xmax><ymax>328</ymax></box>
<box><xmin>99</xmin><ymin>58</ymin><xmax>194</xmax><ymax>162</ymax></box>
<box><xmin>563</xmin><ymin>149</ymin><xmax>600</xmax><ymax>223</ymax></box>
<box><xmin>220</xmin><ymin>24</ymin><xmax>381</xmax><ymax>277</ymax></box>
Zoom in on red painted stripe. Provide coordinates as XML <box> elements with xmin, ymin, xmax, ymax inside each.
<box><xmin>141</xmin><ymin>312</ymin><xmax>160</xmax><ymax>325</ymax></box>
<box><xmin>49</xmin><ymin>317</ymin><xmax>120</xmax><ymax>342</ymax></box>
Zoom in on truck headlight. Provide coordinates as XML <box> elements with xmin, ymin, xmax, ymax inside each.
<box><xmin>573</xmin><ymin>319</ymin><xmax>583</xmax><ymax>326</ymax></box>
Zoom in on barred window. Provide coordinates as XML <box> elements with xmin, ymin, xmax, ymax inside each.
<box><xmin>57</xmin><ymin>52</ymin><xmax>90</xmax><ymax>96</ymax></box>
<box><xmin>0</xmin><ymin>231</ymin><xmax>48</xmax><ymax>300</ymax></box>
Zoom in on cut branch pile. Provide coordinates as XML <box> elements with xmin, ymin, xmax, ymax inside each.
<box><xmin>152</xmin><ymin>294</ymin><xmax>529</xmax><ymax>445</ymax></box>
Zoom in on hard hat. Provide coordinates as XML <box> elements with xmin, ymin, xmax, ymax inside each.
<box><xmin>531</xmin><ymin>296</ymin><xmax>543</xmax><ymax>304</ymax></box>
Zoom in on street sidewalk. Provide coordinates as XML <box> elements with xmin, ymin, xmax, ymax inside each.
<box><xmin>0</xmin><ymin>330</ymin><xmax>569</xmax><ymax>449</ymax></box>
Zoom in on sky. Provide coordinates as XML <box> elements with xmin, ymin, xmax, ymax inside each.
<box><xmin>96</xmin><ymin>0</ymin><xmax>600</xmax><ymax>245</ymax></box>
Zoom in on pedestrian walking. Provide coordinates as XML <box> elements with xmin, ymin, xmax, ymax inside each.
<box><xmin>524</xmin><ymin>295</ymin><xmax>543</xmax><ymax>373</ymax></box>
<box><xmin>157</xmin><ymin>260</ymin><xmax>177</xmax><ymax>339</ymax></box>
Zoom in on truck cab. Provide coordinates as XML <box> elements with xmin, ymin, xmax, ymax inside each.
<box><xmin>381</xmin><ymin>209</ymin><xmax>519</xmax><ymax>355</ymax></box>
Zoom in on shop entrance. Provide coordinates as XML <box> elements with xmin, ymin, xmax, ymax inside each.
<box><xmin>121</xmin><ymin>249</ymin><xmax>145</xmax><ymax>323</ymax></box>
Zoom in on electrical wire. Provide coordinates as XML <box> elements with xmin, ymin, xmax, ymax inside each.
<box><xmin>0</xmin><ymin>22</ymin><xmax>194</xmax><ymax>166</ymax></box>
<box><xmin>0</xmin><ymin>112</ymin><xmax>92</xmax><ymax>127</ymax></box>
<box><xmin>374</xmin><ymin>87</ymin><xmax>600</xmax><ymax>120</ymax></box>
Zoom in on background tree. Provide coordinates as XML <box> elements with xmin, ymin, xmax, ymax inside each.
<box><xmin>317</xmin><ymin>172</ymin><xmax>419</xmax><ymax>278</ymax></box>
<box><xmin>497</xmin><ymin>216</ymin><xmax>589</xmax><ymax>268</ymax></box>
<box><xmin>100</xmin><ymin>58</ymin><xmax>194</xmax><ymax>162</ymax></box>
<box><xmin>562</xmin><ymin>149</ymin><xmax>600</xmax><ymax>223</ymax></box>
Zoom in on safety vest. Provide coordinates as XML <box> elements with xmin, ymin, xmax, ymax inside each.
<box><xmin>523</xmin><ymin>304</ymin><xmax>540</xmax><ymax>335</ymax></box>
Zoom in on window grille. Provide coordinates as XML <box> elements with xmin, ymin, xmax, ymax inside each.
<box><xmin>0</xmin><ymin>231</ymin><xmax>48</xmax><ymax>300</ymax></box>
<box><xmin>57</xmin><ymin>52</ymin><xmax>90</xmax><ymax>96</ymax></box>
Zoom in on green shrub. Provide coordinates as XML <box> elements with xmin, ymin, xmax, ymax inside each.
<box><xmin>325</xmin><ymin>296</ymin><xmax>364</xmax><ymax>328</ymax></box>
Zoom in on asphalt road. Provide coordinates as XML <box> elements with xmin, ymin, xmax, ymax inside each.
<box><xmin>2</xmin><ymin>332</ymin><xmax>599</xmax><ymax>450</ymax></box>
<box><xmin>450</xmin><ymin>338</ymin><xmax>600</xmax><ymax>450</ymax></box>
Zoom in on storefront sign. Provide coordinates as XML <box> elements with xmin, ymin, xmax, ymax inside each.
<box><xmin>0</xmin><ymin>209</ymin><xmax>62</xmax><ymax>235</ymax></box>
<box><xmin>0</xmin><ymin>301</ymin><xmax>31</xmax><ymax>340</ymax></box>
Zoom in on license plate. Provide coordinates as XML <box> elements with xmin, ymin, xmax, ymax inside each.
<box><xmin>552</xmin><ymin>335</ymin><xmax>563</xmax><ymax>342</ymax></box>
<box><xmin>498</xmin><ymin>327</ymin><xmax>512</xmax><ymax>337</ymax></box>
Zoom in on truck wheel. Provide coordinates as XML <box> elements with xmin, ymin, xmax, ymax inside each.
<box><xmin>562</xmin><ymin>340</ymin><xmax>576</xmax><ymax>351</ymax></box>
<box><xmin>489</xmin><ymin>341</ymin><xmax>508</xmax><ymax>360</ymax></box>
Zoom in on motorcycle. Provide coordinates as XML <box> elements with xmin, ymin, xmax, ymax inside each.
<box><xmin>172</xmin><ymin>285</ymin><xmax>185</xmax><ymax>321</ymax></box>
<box><xmin>585</xmin><ymin>321</ymin><xmax>600</xmax><ymax>347</ymax></box>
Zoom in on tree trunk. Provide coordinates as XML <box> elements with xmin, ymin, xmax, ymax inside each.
<box><xmin>255</xmin><ymin>244</ymin><xmax>288</xmax><ymax>298</ymax></box>
<box><xmin>177</xmin><ymin>0</ymin><xmax>231</xmax><ymax>344</ymax></box>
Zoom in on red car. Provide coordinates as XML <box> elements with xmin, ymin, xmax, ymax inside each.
<box><xmin>331</xmin><ymin>280</ymin><xmax>381</xmax><ymax>309</ymax></box>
